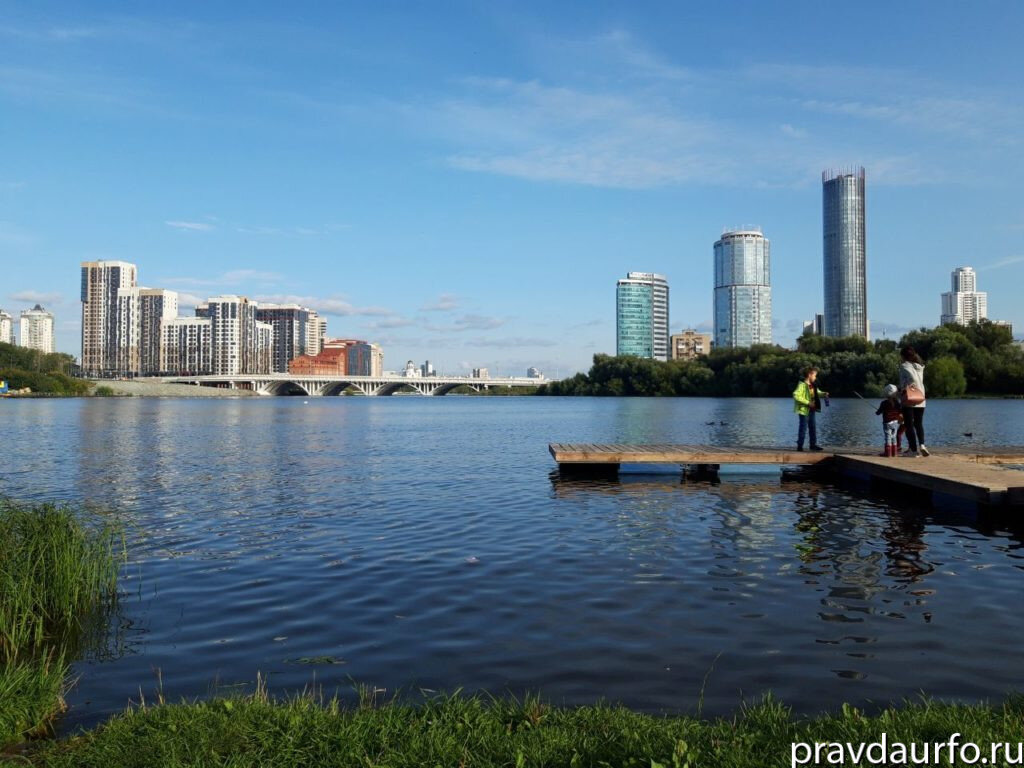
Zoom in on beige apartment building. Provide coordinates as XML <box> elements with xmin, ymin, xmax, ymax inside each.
<box><xmin>670</xmin><ymin>329</ymin><xmax>712</xmax><ymax>361</ymax></box>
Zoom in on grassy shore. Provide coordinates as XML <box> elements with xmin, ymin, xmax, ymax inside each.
<box><xmin>19</xmin><ymin>687</ymin><xmax>1024</xmax><ymax>767</ymax></box>
<box><xmin>0</xmin><ymin>501</ymin><xmax>123</xmax><ymax>748</ymax></box>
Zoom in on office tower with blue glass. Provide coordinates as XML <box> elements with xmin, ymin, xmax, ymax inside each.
<box><xmin>822</xmin><ymin>167</ymin><xmax>868</xmax><ymax>338</ymax></box>
<box><xmin>616</xmin><ymin>272</ymin><xmax>669</xmax><ymax>360</ymax></box>
<box><xmin>713</xmin><ymin>229</ymin><xmax>772</xmax><ymax>348</ymax></box>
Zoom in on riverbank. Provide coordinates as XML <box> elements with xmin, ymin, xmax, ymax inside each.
<box><xmin>19</xmin><ymin>689</ymin><xmax>1024</xmax><ymax>767</ymax></box>
<box><xmin>86</xmin><ymin>380</ymin><xmax>259</xmax><ymax>397</ymax></box>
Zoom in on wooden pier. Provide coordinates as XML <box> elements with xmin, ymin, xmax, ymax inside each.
<box><xmin>548</xmin><ymin>443</ymin><xmax>1024</xmax><ymax>507</ymax></box>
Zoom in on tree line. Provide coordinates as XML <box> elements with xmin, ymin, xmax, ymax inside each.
<box><xmin>0</xmin><ymin>342</ymin><xmax>91</xmax><ymax>395</ymax></box>
<box><xmin>537</xmin><ymin>321</ymin><xmax>1024</xmax><ymax>398</ymax></box>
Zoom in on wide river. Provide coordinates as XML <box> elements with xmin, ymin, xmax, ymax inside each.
<box><xmin>3</xmin><ymin>396</ymin><xmax>1024</xmax><ymax>730</ymax></box>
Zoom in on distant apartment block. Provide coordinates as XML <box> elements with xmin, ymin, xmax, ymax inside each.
<box><xmin>941</xmin><ymin>266</ymin><xmax>988</xmax><ymax>326</ymax></box>
<box><xmin>348</xmin><ymin>342</ymin><xmax>383</xmax><ymax>376</ymax></box>
<box><xmin>714</xmin><ymin>229</ymin><xmax>772</xmax><ymax>348</ymax></box>
<box><xmin>472</xmin><ymin>367</ymin><xmax>489</xmax><ymax>379</ymax></box>
<box><xmin>0</xmin><ymin>309</ymin><xmax>15</xmax><ymax>345</ymax></box>
<box><xmin>802</xmin><ymin>313</ymin><xmax>825</xmax><ymax>337</ymax></box>
<box><xmin>140</xmin><ymin>289</ymin><xmax>178</xmax><ymax>374</ymax></box>
<box><xmin>114</xmin><ymin>287</ymin><xmax>179</xmax><ymax>375</ymax></box>
<box><xmin>20</xmin><ymin>304</ymin><xmax>55</xmax><ymax>353</ymax></box>
<box><xmin>670</xmin><ymin>329</ymin><xmax>712</xmax><ymax>361</ymax></box>
<box><xmin>616</xmin><ymin>272</ymin><xmax>669</xmax><ymax>360</ymax></box>
<box><xmin>420</xmin><ymin>360</ymin><xmax>435</xmax><ymax>377</ymax></box>
<box><xmin>161</xmin><ymin>317</ymin><xmax>212</xmax><ymax>374</ymax></box>
<box><xmin>526</xmin><ymin>367</ymin><xmax>542</xmax><ymax>378</ymax></box>
<box><xmin>206</xmin><ymin>296</ymin><xmax>273</xmax><ymax>376</ymax></box>
<box><xmin>81</xmin><ymin>260</ymin><xmax>138</xmax><ymax>376</ymax></box>
<box><xmin>255</xmin><ymin>303</ymin><xmax>324</xmax><ymax>373</ymax></box>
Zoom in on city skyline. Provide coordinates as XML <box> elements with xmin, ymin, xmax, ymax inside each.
<box><xmin>3</xmin><ymin>3</ymin><xmax>1023</xmax><ymax>374</ymax></box>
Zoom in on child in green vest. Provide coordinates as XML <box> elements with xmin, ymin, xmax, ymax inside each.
<box><xmin>793</xmin><ymin>367</ymin><xmax>828</xmax><ymax>451</ymax></box>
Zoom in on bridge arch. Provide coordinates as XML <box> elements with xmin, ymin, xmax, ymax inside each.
<box><xmin>318</xmin><ymin>380</ymin><xmax>367</xmax><ymax>397</ymax></box>
<box><xmin>373</xmin><ymin>381</ymin><xmax>423</xmax><ymax>396</ymax></box>
<box><xmin>261</xmin><ymin>380</ymin><xmax>311</xmax><ymax>396</ymax></box>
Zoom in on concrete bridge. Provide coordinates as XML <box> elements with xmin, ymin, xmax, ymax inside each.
<box><xmin>160</xmin><ymin>373</ymin><xmax>546</xmax><ymax>397</ymax></box>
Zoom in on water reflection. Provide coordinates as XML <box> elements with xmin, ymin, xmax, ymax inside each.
<box><xmin>2</xmin><ymin>397</ymin><xmax>1024</xmax><ymax>726</ymax></box>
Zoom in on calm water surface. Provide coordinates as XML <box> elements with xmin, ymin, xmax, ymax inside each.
<box><xmin>3</xmin><ymin>396</ymin><xmax>1024</xmax><ymax>730</ymax></box>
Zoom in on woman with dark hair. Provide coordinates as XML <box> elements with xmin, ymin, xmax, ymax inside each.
<box><xmin>899</xmin><ymin>346</ymin><xmax>929</xmax><ymax>457</ymax></box>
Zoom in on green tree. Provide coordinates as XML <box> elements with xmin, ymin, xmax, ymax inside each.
<box><xmin>924</xmin><ymin>356</ymin><xmax>967</xmax><ymax>397</ymax></box>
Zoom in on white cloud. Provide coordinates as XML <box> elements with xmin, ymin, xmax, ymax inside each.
<box><xmin>165</xmin><ymin>220</ymin><xmax>214</xmax><ymax>232</ymax></box>
<box><xmin>468</xmin><ymin>337</ymin><xmax>559</xmax><ymax>348</ymax></box>
<box><xmin>397</xmin><ymin>34</ymin><xmax>1019</xmax><ymax>190</ymax></box>
<box><xmin>420</xmin><ymin>293</ymin><xmax>460</xmax><ymax>312</ymax></box>
<box><xmin>981</xmin><ymin>255</ymin><xmax>1024</xmax><ymax>271</ymax></box>
<box><xmin>253</xmin><ymin>294</ymin><xmax>393</xmax><ymax>317</ymax></box>
<box><xmin>162</xmin><ymin>270</ymin><xmax>284</xmax><ymax>288</ymax></box>
<box><xmin>9</xmin><ymin>290</ymin><xmax>64</xmax><ymax>305</ymax></box>
<box><xmin>175</xmin><ymin>292</ymin><xmax>205</xmax><ymax>308</ymax></box>
<box><xmin>425</xmin><ymin>314</ymin><xmax>506</xmax><ymax>332</ymax></box>
<box><xmin>364</xmin><ymin>316</ymin><xmax>417</xmax><ymax>330</ymax></box>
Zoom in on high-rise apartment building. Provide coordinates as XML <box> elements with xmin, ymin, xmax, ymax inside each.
<box><xmin>616</xmin><ymin>272</ymin><xmax>669</xmax><ymax>360</ymax></box>
<box><xmin>255</xmin><ymin>303</ymin><xmax>323</xmax><ymax>373</ymax></box>
<box><xmin>160</xmin><ymin>317</ymin><xmax>212</xmax><ymax>374</ymax></box>
<box><xmin>20</xmin><ymin>304</ymin><xmax>55</xmax><ymax>353</ymax></box>
<box><xmin>140</xmin><ymin>289</ymin><xmax>178</xmax><ymax>374</ymax></box>
<box><xmin>822</xmin><ymin>167</ymin><xmax>868</xmax><ymax>338</ymax></box>
<box><xmin>347</xmin><ymin>342</ymin><xmax>383</xmax><ymax>376</ymax></box>
<box><xmin>0</xmin><ymin>309</ymin><xmax>15</xmax><ymax>345</ymax></box>
<box><xmin>670</xmin><ymin>329</ymin><xmax>712</xmax><ymax>361</ymax></box>
<box><xmin>205</xmin><ymin>296</ymin><xmax>274</xmax><ymax>375</ymax></box>
<box><xmin>941</xmin><ymin>266</ymin><xmax>988</xmax><ymax>326</ymax></box>
<box><xmin>114</xmin><ymin>287</ymin><xmax>179</xmax><ymax>375</ymax></box>
<box><xmin>713</xmin><ymin>229</ymin><xmax>772</xmax><ymax>348</ymax></box>
<box><xmin>81</xmin><ymin>260</ymin><xmax>138</xmax><ymax>376</ymax></box>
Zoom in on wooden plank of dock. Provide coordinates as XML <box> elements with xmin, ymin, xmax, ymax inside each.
<box><xmin>832</xmin><ymin>454</ymin><xmax>1024</xmax><ymax>506</ymax></box>
<box><xmin>548</xmin><ymin>443</ymin><xmax>1024</xmax><ymax>507</ymax></box>
<box><xmin>548</xmin><ymin>443</ymin><xmax>833</xmax><ymax>465</ymax></box>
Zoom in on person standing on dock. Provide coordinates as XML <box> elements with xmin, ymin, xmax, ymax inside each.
<box><xmin>876</xmin><ymin>384</ymin><xmax>903</xmax><ymax>457</ymax></box>
<box><xmin>793</xmin><ymin>367</ymin><xmax>828</xmax><ymax>452</ymax></box>
<box><xmin>899</xmin><ymin>346</ymin><xmax>930</xmax><ymax>457</ymax></box>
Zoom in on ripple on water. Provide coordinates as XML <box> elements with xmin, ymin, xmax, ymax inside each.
<box><xmin>3</xmin><ymin>397</ymin><xmax>1024</xmax><ymax>728</ymax></box>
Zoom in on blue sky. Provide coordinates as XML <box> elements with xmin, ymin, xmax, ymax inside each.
<box><xmin>2</xmin><ymin>1</ymin><xmax>1022</xmax><ymax>375</ymax></box>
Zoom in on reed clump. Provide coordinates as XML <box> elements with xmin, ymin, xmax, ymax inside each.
<box><xmin>0</xmin><ymin>500</ymin><xmax>123</xmax><ymax>747</ymax></box>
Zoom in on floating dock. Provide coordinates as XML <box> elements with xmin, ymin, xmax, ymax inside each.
<box><xmin>548</xmin><ymin>443</ymin><xmax>1024</xmax><ymax>507</ymax></box>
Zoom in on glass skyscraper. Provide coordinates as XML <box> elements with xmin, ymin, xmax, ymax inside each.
<box><xmin>822</xmin><ymin>167</ymin><xmax>868</xmax><ymax>338</ymax></box>
<box><xmin>713</xmin><ymin>229</ymin><xmax>772</xmax><ymax>348</ymax></box>
<box><xmin>616</xmin><ymin>272</ymin><xmax>669</xmax><ymax>361</ymax></box>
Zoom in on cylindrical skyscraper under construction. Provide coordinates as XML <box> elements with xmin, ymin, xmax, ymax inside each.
<box><xmin>822</xmin><ymin>167</ymin><xmax>867</xmax><ymax>338</ymax></box>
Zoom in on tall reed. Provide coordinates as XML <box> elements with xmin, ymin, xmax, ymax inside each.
<box><xmin>0</xmin><ymin>500</ymin><xmax>124</xmax><ymax>747</ymax></box>
<box><xmin>0</xmin><ymin>500</ymin><xmax>123</xmax><ymax>664</ymax></box>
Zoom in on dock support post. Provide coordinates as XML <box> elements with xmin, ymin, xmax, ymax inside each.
<box><xmin>684</xmin><ymin>463</ymin><xmax>720</xmax><ymax>481</ymax></box>
<box><xmin>558</xmin><ymin>463</ymin><xmax>620</xmax><ymax>479</ymax></box>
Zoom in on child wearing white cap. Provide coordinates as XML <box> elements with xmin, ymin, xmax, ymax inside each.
<box><xmin>875</xmin><ymin>384</ymin><xmax>903</xmax><ymax>457</ymax></box>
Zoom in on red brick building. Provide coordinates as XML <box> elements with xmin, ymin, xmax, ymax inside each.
<box><xmin>288</xmin><ymin>339</ymin><xmax>365</xmax><ymax>376</ymax></box>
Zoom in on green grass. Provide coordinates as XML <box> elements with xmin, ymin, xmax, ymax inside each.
<box><xmin>0</xmin><ymin>500</ymin><xmax>123</xmax><ymax>749</ymax></box>
<box><xmin>22</xmin><ymin>687</ymin><xmax>1024</xmax><ymax>768</ymax></box>
<box><xmin>0</xmin><ymin>501</ymin><xmax>123</xmax><ymax>660</ymax></box>
<box><xmin>0</xmin><ymin>656</ymin><xmax>67</xmax><ymax>747</ymax></box>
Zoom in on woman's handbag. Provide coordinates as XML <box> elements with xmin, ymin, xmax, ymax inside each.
<box><xmin>902</xmin><ymin>384</ymin><xmax>925</xmax><ymax>406</ymax></box>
